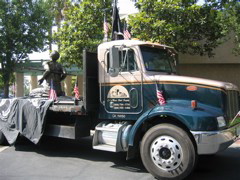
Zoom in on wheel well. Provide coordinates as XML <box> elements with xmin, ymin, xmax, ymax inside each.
<box><xmin>131</xmin><ymin>115</ymin><xmax>197</xmax><ymax>155</ymax></box>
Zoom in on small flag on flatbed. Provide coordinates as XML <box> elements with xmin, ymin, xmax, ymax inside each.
<box><xmin>49</xmin><ymin>80</ymin><xmax>57</xmax><ymax>101</ymax></box>
<box><xmin>74</xmin><ymin>78</ymin><xmax>80</xmax><ymax>100</ymax></box>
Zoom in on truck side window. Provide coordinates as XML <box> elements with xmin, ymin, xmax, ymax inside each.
<box><xmin>107</xmin><ymin>49</ymin><xmax>138</xmax><ymax>73</ymax></box>
<box><xmin>120</xmin><ymin>49</ymin><xmax>138</xmax><ymax>72</ymax></box>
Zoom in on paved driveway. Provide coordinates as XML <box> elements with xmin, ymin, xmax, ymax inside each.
<box><xmin>0</xmin><ymin>138</ymin><xmax>240</xmax><ymax>180</ymax></box>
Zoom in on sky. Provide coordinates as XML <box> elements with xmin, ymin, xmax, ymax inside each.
<box><xmin>118</xmin><ymin>0</ymin><xmax>138</xmax><ymax>16</ymax></box>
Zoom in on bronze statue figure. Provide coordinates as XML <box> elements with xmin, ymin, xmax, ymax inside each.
<box><xmin>38</xmin><ymin>51</ymin><xmax>67</xmax><ymax>96</ymax></box>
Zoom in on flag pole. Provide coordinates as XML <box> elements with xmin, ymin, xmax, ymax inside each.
<box><xmin>103</xmin><ymin>9</ymin><xmax>108</xmax><ymax>42</ymax></box>
<box><xmin>115</xmin><ymin>0</ymin><xmax>121</xmax><ymax>38</ymax></box>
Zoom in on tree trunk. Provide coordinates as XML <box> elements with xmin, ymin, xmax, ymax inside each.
<box><xmin>49</xmin><ymin>27</ymin><xmax>52</xmax><ymax>51</ymax></box>
<box><xmin>3</xmin><ymin>83</ymin><xmax>9</xmax><ymax>98</ymax></box>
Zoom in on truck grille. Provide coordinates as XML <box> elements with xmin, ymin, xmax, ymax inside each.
<box><xmin>226</xmin><ymin>90</ymin><xmax>239</xmax><ymax>121</ymax></box>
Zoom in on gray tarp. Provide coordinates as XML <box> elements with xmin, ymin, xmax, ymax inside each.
<box><xmin>0</xmin><ymin>98</ymin><xmax>53</xmax><ymax>145</ymax></box>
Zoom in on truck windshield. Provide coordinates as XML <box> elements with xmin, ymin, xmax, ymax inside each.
<box><xmin>140</xmin><ymin>45</ymin><xmax>176</xmax><ymax>73</ymax></box>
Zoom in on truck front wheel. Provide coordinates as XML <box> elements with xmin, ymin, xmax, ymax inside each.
<box><xmin>140</xmin><ymin>123</ymin><xmax>197</xmax><ymax>180</ymax></box>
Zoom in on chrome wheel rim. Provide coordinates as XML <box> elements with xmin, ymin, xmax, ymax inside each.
<box><xmin>150</xmin><ymin>135</ymin><xmax>183</xmax><ymax>171</ymax></box>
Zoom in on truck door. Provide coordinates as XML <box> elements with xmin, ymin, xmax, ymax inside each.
<box><xmin>102</xmin><ymin>48</ymin><xmax>143</xmax><ymax>116</ymax></box>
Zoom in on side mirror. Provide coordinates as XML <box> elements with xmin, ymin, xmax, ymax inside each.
<box><xmin>109</xmin><ymin>46</ymin><xmax>119</xmax><ymax>77</ymax></box>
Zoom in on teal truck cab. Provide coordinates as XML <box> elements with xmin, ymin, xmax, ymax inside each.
<box><xmin>1</xmin><ymin>39</ymin><xmax>240</xmax><ymax>180</ymax></box>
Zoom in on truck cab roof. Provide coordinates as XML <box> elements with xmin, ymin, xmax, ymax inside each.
<box><xmin>98</xmin><ymin>39</ymin><xmax>176</xmax><ymax>52</ymax></box>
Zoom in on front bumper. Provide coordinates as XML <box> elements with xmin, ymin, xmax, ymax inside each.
<box><xmin>191</xmin><ymin>124</ymin><xmax>240</xmax><ymax>155</ymax></box>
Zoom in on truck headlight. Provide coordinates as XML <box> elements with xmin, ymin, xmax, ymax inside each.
<box><xmin>217</xmin><ymin>116</ymin><xmax>226</xmax><ymax>128</ymax></box>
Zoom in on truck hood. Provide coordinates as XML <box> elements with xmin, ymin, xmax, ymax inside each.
<box><xmin>147</xmin><ymin>74</ymin><xmax>239</xmax><ymax>91</ymax></box>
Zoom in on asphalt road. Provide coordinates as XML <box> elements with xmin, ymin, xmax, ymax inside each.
<box><xmin>0</xmin><ymin>137</ymin><xmax>240</xmax><ymax>180</ymax></box>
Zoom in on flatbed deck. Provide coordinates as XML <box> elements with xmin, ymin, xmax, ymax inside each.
<box><xmin>48</xmin><ymin>96</ymin><xmax>85</xmax><ymax>114</ymax></box>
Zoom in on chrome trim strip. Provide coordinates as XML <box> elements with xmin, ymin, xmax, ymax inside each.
<box><xmin>191</xmin><ymin>124</ymin><xmax>240</xmax><ymax>155</ymax></box>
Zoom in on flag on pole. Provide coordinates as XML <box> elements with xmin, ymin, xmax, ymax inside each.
<box><xmin>124</xmin><ymin>29</ymin><xmax>131</xmax><ymax>40</ymax></box>
<box><xmin>111</xmin><ymin>0</ymin><xmax>123</xmax><ymax>40</ymax></box>
<box><xmin>74</xmin><ymin>77</ymin><xmax>80</xmax><ymax>100</ymax></box>
<box><xmin>103</xmin><ymin>17</ymin><xmax>109</xmax><ymax>42</ymax></box>
<box><xmin>156</xmin><ymin>84</ymin><xmax>166</xmax><ymax>105</ymax></box>
<box><xmin>104</xmin><ymin>20</ymin><xmax>109</xmax><ymax>35</ymax></box>
<box><xmin>49</xmin><ymin>79</ymin><xmax>57</xmax><ymax>101</ymax></box>
<box><xmin>123</xmin><ymin>21</ymin><xmax>131</xmax><ymax>40</ymax></box>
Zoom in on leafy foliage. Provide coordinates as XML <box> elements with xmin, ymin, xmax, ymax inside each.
<box><xmin>0</xmin><ymin>0</ymin><xmax>54</xmax><ymax>97</ymax></box>
<box><xmin>54</xmin><ymin>0</ymin><xmax>112</xmax><ymax>67</ymax></box>
<box><xmin>128</xmin><ymin>0</ymin><xmax>240</xmax><ymax>56</ymax></box>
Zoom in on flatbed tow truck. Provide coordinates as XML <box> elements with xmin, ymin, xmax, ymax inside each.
<box><xmin>1</xmin><ymin>39</ymin><xmax>240</xmax><ymax>179</ymax></box>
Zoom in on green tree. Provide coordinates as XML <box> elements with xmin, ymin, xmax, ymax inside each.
<box><xmin>47</xmin><ymin>0</ymin><xmax>67</xmax><ymax>51</ymax></box>
<box><xmin>54</xmin><ymin>0</ymin><xmax>112</xmax><ymax>67</ymax></box>
<box><xmin>128</xmin><ymin>0</ymin><xmax>240</xmax><ymax>56</ymax></box>
<box><xmin>0</xmin><ymin>0</ymin><xmax>54</xmax><ymax>97</ymax></box>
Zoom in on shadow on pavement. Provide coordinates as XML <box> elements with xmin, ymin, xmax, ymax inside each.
<box><xmin>187</xmin><ymin>146</ymin><xmax>240</xmax><ymax>180</ymax></box>
<box><xmin>14</xmin><ymin>136</ymin><xmax>148</xmax><ymax>174</ymax></box>
<box><xmin>14</xmin><ymin>136</ymin><xmax>240</xmax><ymax>179</ymax></box>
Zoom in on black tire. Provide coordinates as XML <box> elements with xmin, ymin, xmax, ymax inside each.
<box><xmin>140</xmin><ymin>123</ymin><xmax>197</xmax><ymax>180</ymax></box>
<box><xmin>0</xmin><ymin>130</ymin><xmax>7</xmax><ymax>145</ymax></box>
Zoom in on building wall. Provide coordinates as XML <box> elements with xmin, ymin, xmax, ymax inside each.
<box><xmin>178</xmin><ymin>34</ymin><xmax>240</xmax><ymax>89</ymax></box>
<box><xmin>178</xmin><ymin>64</ymin><xmax>240</xmax><ymax>88</ymax></box>
<box><xmin>179</xmin><ymin>34</ymin><xmax>240</xmax><ymax>64</ymax></box>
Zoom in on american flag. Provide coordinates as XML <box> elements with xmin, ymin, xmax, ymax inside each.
<box><xmin>156</xmin><ymin>84</ymin><xmax>166</xmax><ymax>105</ymax></box>
<box><xmin>74</xmin><ymin>78</ymin><xmax>80</xmax><ymax>100</ymax></box>
<box><xmin>104</xmin><ymin>21</ymin><xmax>109</xmax><ymax>35</ymax></box>
<box><xmin>49</xmin><ymin>80</ymin><xmax>57</xmax><ymax>101</ymax></box>
<box><xmin>124</xmin><ymin>29</ymin><xmax>131</xmax><ymax>40</ymax></box>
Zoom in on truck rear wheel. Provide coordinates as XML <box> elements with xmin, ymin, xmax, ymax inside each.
<box><xmin>140</xmin><ymin>123</ymin><xmax>196</xmax><ymax>180</ymax></box>
<box><xmin>0</xmin><ymin>130</ymin><xmax>7</xmax><ymax>145</ymax></box>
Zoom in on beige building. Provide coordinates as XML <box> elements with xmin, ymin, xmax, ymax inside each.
<box><xmin>178</xmin><ymin>36</ymin><xmax>240</xmax><ymax>88</ymax></box>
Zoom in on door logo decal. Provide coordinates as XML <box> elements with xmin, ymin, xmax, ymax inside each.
<box><xmin>107</xmin><ymin>85</ymin><xmax>129</xmax><ymax>98</ymax></box>
<box><xmin>107</xmin><ymin>85</ymin><xmax>130</xmax><ymax>110</ymax></box>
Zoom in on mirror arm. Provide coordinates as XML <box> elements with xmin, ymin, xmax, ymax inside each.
<box><xmin>109</xmin><ymin>46</ymin><xmax>120</xmax><ymax>77</ymax></box>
